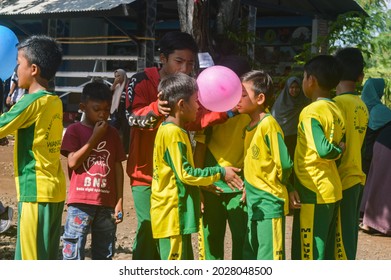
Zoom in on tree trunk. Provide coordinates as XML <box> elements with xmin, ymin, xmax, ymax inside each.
<box><xmin>216</xmin><ymin>0</ymin><xmax>241</xmax><ymax>35</ymax></box>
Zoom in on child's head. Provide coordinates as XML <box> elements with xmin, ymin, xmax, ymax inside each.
<box><xmin>158</xmin><ymin>73</ymin><xmax>199</xmax><ymax>122</ymax></box>
<box><xmin>158</xmin><ymin>31</ymin><xmax>199</xmax><ymax>76</ymax></box>
<box><xmin>80</xmin><ymin>81</ymin><xmax>112</xmax><ymax>125</ymax></box>
<box><xmin>17</xmin><ymin>35</ymin><xmax>62</xmax><ymax>88</ymax></box>
<box><xmin>303</xmin><ymin>55</ymin><xmax>342</xmax><ymax>98</ymax></box>
<box><xmin>237</xmin><ymin>70</ymin><xmax>274</xmax><ymax>115</ymax></box>
<box><xmin>334</xmin><ymin>47</ymin><xmax>364</xmax><ymax>83</ymax></box>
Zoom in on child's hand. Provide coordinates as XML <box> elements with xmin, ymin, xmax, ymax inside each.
<box><xmin>92</xmin><ymin>120</ymin><xmax>108</xmax><ymax>139</ymax></box>
<box><xmin>200</xmin><ymin>184</ymin><xmax>223</xmax><ymax>195</ymax></box>
<box><xmin>114</xmin><ymin>205</ymin><xmax>124</xmax><ymax>224</ymax></box>
<box><xmin>289</xmin><ymin>190</ymin><xmax>301</xmax><ymax>209</ymax></box>
<box><xmin>223</xmin><ymin>167</ymin><xmax>244</xmax><ymax>191</ymax></box>
<box><xmin>157</xmin><ymin>91</ymin><xmax>171</xmax><ymax>116</ymax></box>
<box><xmin>240</xmin><ymin>187</ymin><xmax>246</xmax><ymax>204</ymax></box>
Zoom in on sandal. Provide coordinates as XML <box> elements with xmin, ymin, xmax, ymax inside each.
<box><xmin>359</xmin><ymin>222</ymin><xmax>379</xmax><ymax>235</ymax></box>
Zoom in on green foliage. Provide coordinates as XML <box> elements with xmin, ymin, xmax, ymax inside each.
<box><xmin>224</xmin><ymin>19</ymin><xmax>257</xmax><ymax>57</ymax></box>
<box><xmin>294</xmin><ymin>0</ymin><xmax>391</xmax><ymax>107</ymax></box>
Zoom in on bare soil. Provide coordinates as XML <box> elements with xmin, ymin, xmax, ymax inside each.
<box><xmin>1</xmin><ymin>137</ymin><xmax>391</xmax><ymax>260</ymax></box>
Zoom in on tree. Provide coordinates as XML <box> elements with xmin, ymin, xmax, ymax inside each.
<box><xmin>293</xmin><ymin>0</ymin><xmax>391</xmax><ymax>105</ymax></box>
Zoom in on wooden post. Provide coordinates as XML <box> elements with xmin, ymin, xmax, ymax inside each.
<box><xmin>137</xmin><ymin>0</ymin><xmax>156</xmax><ymax>71</ymax></box>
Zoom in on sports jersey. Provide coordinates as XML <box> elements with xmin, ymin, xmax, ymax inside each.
<box><xmin>294</xmin><ymin>98</ymin><xmax>346</xmax><ymax>204</ymax></box>
<box><xmin>334</xmin><ymin>92</ymin><xmax>368</xmax><ymax>188</ymax></box>
<box><xmin>0</xmin><ymin>90</ymin><xmax>66</xmax><ymax>203</ymax></box>
<box><xmin>61</xmin><ymin>122</ymin><xmax>127</xmax><ymax>208</ymax></box>
<box><xmin>125</xmin><ymin>67</ymin><xmax>164</xmax><ymax>186</ymax></box>
<box><xmin>194</xmin><ymin>114</ymin><xmax>250</xmax><ymax>193</ymax></box>
<box><xmin>244</xmin><ymin>114</ymin><xmax>293</xmax><ymax>218</ymax></box>
<box><xmin>151</xmin><ymin>122</ymin><xmax>225</xmax><ymax>239</ymax></box>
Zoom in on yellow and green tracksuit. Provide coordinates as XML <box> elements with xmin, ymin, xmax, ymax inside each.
<box><xmin>333</xmin><ymin>92</ymin><xmax>368</xmax><ymax>260</ymax></box>
<box><xmin>243</xmin><ymin>114</ymin><xmax>293</xmax><ymax>260</ymax></box>
<box><xmin>151</xmin><ymin>122</ymin><xmax>225</xmax><ymax>260</ymax></box>
<box><xmin>292</xmin><ymin>98</ymin><xmax>345</xmax><ymax>260</ymax></box>
<box><xmin>0</xmin><ymin>90</ymin><xmax>66</xmax><ymax>259</ymax></box>
<box><xmin>195</xmin><ymin>114</ymin><xmax>249</xmax><ymax>260</ymax></box>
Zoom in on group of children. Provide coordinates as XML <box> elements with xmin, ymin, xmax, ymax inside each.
<box><xmin>0</xmin><ymin>32</ymin><xmax>369</xmax><ymax>261</ymax></box>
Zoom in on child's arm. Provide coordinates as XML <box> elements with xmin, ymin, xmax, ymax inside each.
<box><xmin>67</xmin><ymin>121</ymin><xmax>108</xmax><ymax>170</ymax></box>
<box><xmin>113</xmin><ymin>161</ymin><xmax>124</xmax><ymax>224</ymax></box>
<box><xmin>304</xmin><ymin>118</ymin><xmax>343</xmax><ymax>160</ymax></box>
<box><xmin>274</xmin><ymin>132</ymin><xmax>293</xmax><ymax>187</ymax></box>
<box><xmin>169</xmin><ymin>141</ymin><xmax>243</xmax><ymax>190</ymax></box>
<box><xmin>312</xmin><ymin>118</ymin><xmax>343</xmax><ymax>159</ymax></box>
<box><xmin>125</xmin><ymin>77</ymin><xmax>167</xmax><ymax>129</ymax></box>
<box><xmin>268</xmin><ymin>128</ymin><xmax>299</xmax><ymax>209</ymax></box>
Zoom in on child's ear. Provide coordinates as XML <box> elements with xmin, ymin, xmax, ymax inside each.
<box><xmin>307</xmin><ymin>75</ymin><xmax>317</xmax><ymax>88</ymax></box>
<box><xmin>256</xmin><ymin>93</ymin><xmax>266</xmax><ymax>106</ymax></box>
<box><xmin>159</xmin><ymin>53</ymin><xmax>167</xmax><ymax>64</ymax></box>
<box><xmin>31</xmin><ymin>63</ymin><xmax>40</xmax><ymax>77</ymax></box>
<box><xmin>79</xmin><ymin>102</ymin><xmax>86</xmax><ymax>112</ymax></box>
<box><xmin>178</xmin><ymin>98</ymin><xmax>185</xmax><ymax>110</ymax></box>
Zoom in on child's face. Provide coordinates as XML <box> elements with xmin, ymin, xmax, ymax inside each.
<box><xmin>16</xmin><ymin>49</ymin><xmax>33</xmax><ymax>90</ymax></box>
<box><xmin>160</xmin><ymin>49</ymin><xmax>195</xmax><ymax>75</ymax></box>
<box><xmin>182</xmin><ymin>92</ymin><xmax>199</xmax><ymax>122</ymax></box>
<box><xmin>237</xmin><ymin>81</ymin><xmax>259</xmax><ymax>114</ymax></box>
<box><xmin>81</xmin><ymin>99</ymin><xmax>111</xmax><ymax>126</ymax></box>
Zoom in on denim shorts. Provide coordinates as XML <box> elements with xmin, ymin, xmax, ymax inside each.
<box><xmin>62</xmin><ymin>204</ymin><xmax>117</xmax><ymax>260</ymax></box>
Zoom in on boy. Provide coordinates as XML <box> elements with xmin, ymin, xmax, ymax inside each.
<box><xmin>125</xmin><ymin>31</ymin><xmax>198</xmax><ymax>259</ymax></box>
<box><xmin>61</xmin><ymin>82</ymin><xmax>126</xmax><ymax>260</ymax></box>
<box><xmin>291</xmin><ymin>55</ymin><xmax>346</xmax><ymax>260</ymax></box>
<box><xmin>0</xmin><ymin>35</ymin><xmax>65</xmax><ymax>259</ymax></box>
<box><xmin>334</xmin><ymin>48</ymin><xmax>368</xmax><ymax>259</ymax></box>
<box><xmin>151</xmin><ymin>73</ymin><xmax>243</xmax><ymax>260</ymax></box>
<box><xmin>236</xmin><ymin>70</ymin><xmax>293</xmax><ymax>260</ymax></box>
<box><xmin>194</xmin><ymin>57</ymin><xmax>251</xmax><ymax>260</ymax></box>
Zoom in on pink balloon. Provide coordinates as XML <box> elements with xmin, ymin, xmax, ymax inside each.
<box><xmin>197</xmin><ymin>65</ymin><xmax>242</xmax><ymax>112</ymax></box>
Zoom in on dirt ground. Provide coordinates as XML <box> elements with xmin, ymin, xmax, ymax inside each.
<box><xmin>1</xmin><ymin>137</ymin><xmax>391</xmax><ymax>260</ymax></box>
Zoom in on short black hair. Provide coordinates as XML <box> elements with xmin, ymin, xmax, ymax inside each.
<box><xmin>241</xmin><ymin>70</ymin><xmax>275</xmax><ymax>108</ymax></box>
<box><xmin>17</xmin><ymin>35</ymin><xmax>62</xmax><ymax>81</ymax></box>
<box><xmin>334</xmin><ymin>47</ymin><xmax>364</xmax><ymax>82</ymax></box>
<box><xmin>158</xmin><ymin>31</ymin><xmax>199</xmax><ymax>58</ymax></box>
<box><xmin>158</xmin><ymin>73</ymin><xmax>198</xmax><ymax>111</ymax></box>
<box><xmin>304</xmin><ymin>55</ymin><xmax>342</xmax><ymax>91</ymax></box>
<box><xmin>81</xmin><ymin>81</ymin><xmax>112</xmax><ymax>103</ymax></box>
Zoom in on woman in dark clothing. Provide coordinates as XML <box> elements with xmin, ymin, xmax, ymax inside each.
<box><xmin>359</xmin><ymin>78</ymin><xmax>391</xmax><ymax>218</ymax></box>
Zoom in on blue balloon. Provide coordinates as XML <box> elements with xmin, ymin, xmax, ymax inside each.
<box><xmin>0</xmin><ymin>25</ymin><xmax>19</xmax><ymax>81</ymax></box>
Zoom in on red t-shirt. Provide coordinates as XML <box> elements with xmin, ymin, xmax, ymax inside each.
<box><xmin>61</xmin><ymin>122</ymin><xmax>127</xmax><ymax>208</ymax></box>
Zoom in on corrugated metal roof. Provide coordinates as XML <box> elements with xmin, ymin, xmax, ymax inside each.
<box><xmin>241</xmin><ymin>0</ymin><xmax>367</xmax><ymax>19</ymax></box>
<box><xmin>0</xmin><ymin>0</ymin><xmax>135</xmax><ymax>16</ymax></box>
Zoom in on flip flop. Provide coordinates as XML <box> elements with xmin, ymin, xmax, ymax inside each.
<box><xmin>359</xmin><ymin>223</ymin><xmax>380</xmax><ymax>235</ymax></box>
